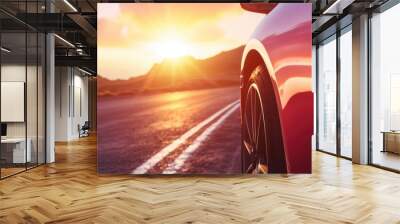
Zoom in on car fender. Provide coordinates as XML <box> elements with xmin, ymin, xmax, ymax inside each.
<box><xmin>241</xmin><ymin>38</ymin><xmax>290</xmax><ymax>171</ymax></box>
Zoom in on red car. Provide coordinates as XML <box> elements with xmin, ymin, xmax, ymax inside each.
<box><xmin>240</xmin><ymin>3</ymin><xmax>313</xmax><ymax>173</ymax></box>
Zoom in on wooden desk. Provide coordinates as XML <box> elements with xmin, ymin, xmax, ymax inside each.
<box><xmin>382</xmin><ymin>131</ymin><xmax>400</xmax><ymax>154</ymax></box>
<box><xmin>1</xmin><ymin>138</ymin><xmax>31</xmax><ymax>163</ymax></box>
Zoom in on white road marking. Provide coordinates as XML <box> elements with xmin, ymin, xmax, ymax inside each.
<box><xmin>162</xmin><ymin>102</ymin><xmax>240</xmax><ymax>174</ymax></box>
<box><xmin>131</xmin><ymin>100</ymin><xmax>240</xmax><ymax>174</ymax></box>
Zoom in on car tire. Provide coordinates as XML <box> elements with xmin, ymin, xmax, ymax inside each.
<box><xmin>242</xmin><ymin>64</ymin><xmax>287</xmax><ymax>173</ymax></box>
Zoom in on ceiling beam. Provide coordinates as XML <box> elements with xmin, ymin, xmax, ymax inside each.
<box><xmin>55</xmin><ymin>55</ymin><xmax>96</xmax><ymax>71</ymax></box>
<box><xmin>67</xmin><ymin>13</ymin><xmax>97</xmax><ymax>39</ymax></box>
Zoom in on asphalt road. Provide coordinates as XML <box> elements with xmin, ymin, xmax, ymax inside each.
<box><xmin>98</xmin><ymin>87</ymin><xmax>241</xmax><ymax>174</ymax></box>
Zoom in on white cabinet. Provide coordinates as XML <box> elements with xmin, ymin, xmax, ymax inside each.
<box><xmin>1</xmin><ymin>138</ymin><xmax>32</xmax><ymax>163</ymax></box>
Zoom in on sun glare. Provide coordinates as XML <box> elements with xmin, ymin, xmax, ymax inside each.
<box><xmin>152</xmin><ymin>36</ymin><xmax>190</xmax><ymax>59</ymax></box>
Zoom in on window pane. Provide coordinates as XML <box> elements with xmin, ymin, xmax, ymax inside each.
<box><xmin>340</xmin><ymin>29</ymin><xmax>352</xmax><ymax>158</ymax></box>
<box><xmin>318</xmin><ymin>36</ymin><xmax>337</xmax><ymax>154</ymax></box>
<box><xmin>371</xmin><ymin>3</ymin><xmax>400</xmax><ymax>171</ymax></box>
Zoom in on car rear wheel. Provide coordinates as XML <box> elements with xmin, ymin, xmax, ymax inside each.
<box><xmin>242</xmin><ymin>65</ymin><xmax>287</xmax><ymax>174</ymax></box>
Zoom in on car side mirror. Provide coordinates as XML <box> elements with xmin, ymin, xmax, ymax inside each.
<box><xmin>240</xmin><ymin>3</ymin><xmax>277</xmax><ymax>14</ymax></box>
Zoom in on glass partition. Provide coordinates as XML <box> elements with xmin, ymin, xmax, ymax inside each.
<box><xmin>27</xmin><ymin>30</ymin><xmax>38</xmax><ymax>169</ymax></box>
<box><xmin>1</xmin><ymin>30</ymin><xmax>28</xmax><ymax>177</ymax></box>
<box><xmin>38</xmin><ymin>32</ymin><xmax>45</xmax><ymax>165</ymax></box>
<box><xmin>0</xmin><ymin>3</ymin><xmax>46</xmax><ymax>179</ymax></box>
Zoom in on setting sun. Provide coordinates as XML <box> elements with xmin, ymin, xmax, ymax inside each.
<box><xmin>98</xmin><ymin>3</ymin><xmax>265</xmax><ymax>79</ymax></box>
<box><xmin>152</xmin><ymin>37</ymin><xmax>191</xmax><ymax>59</ymax></box>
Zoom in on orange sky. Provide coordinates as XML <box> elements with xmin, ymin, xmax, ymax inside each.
<box><xmin>98</xmin><ymin>3</ymin><xmax>265</xmax><ymax>80</ymax></box>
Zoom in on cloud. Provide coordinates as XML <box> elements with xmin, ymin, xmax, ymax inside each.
<box><xmin>218</xmin><ymin>11</ymin><xmax>265</xmax><ymax>42</ymax></box>
<box><xmin>98</xmin><ymin>3</ymin><xmax>120</xmax><ymax>19</ymax></box>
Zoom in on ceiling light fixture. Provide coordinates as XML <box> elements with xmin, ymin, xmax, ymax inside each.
<box><xmin>76</xmin><ymin>48</ymin><xmax>85</xmax><ymax>55</ymax></box>
<box><xmin>78</xmin><ymin>67</ymin><xmax>94</xmax><ymax>76</ymax></box>
<box><xmin>1</xmin><ymin>47</ymin><xmax>11</xmax><ymax>53</ymax></box>
<box><xmin>54</xmin><ymin>34</ymin><xmax>75</xmax><ymax>48</ymax></box>
<box><xmin>323</xmin><ymin>0</ymin><xmax>341</xmax><ymax>14</ymax></box>
<box><xmin>322</xmin><ymin>0</ymin><xmax>354</xmax><ymax>15</ymax></box>
<box><xmin>63</xmin><ymin>0</ymin><xmax>78</xmax><ymax>12</ymax></box>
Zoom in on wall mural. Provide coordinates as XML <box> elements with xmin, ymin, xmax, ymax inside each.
<box><xmin>97</xmin><ymin>3</ymin><xmax>312</xmax><ymax>174</ymax></box>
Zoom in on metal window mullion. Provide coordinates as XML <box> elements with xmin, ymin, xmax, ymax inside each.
<box><xmin>36</xmin><ymin>0</ymin><xmax>39</xmax><ymax>167</ymax></box>
<box><xmin>316</xmin><ymin>44</ymin><xmax>320</xmax><ymax>150</ymax></box>
<box><xmin>44</xmin><ymin>31</ymin><xmax>47</xmax><ymax>165</ymax></box>
<box><xmin>25</xmin><ymin>1</ymin><xmax>27</xmax><ymax>171</ymax></box>
<box><xmin>73</xmin><ymin>68</ymin><xmax>75</xmax><ymax>118</ymax></box>
<box><xmin>367</xmin><ymin>11</ymin><xmax>373</xmax><ymax>165</ymax></box>
<box><xmin>336</xmin><ymin>29</ymin><xmax>341</xmax><ymax>157</ymax></box>
<box><xmin>60</xmin><ymin>68</ymin><xmax>62</xmax><ymax>117</ymax></box>
<box><xmin>68</xmin><ymin>68</ymin><xmax>71</xmax><ymax>118</ymax></box>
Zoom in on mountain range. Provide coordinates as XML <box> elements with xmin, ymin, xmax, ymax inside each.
<box><xmin>98</xmin><ymin>45</ymin><xmax>244</xmax><ymax>96</ymax></box>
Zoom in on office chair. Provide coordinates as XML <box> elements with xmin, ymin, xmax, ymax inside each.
<box><xmin>79</xmin><ymin>121</ymin><xmax>90</xmax><ymax>138</ymax></box>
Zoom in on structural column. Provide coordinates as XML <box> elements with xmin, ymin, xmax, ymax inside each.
<box><xmin>352</xmin><ymin>14</ymin><xmax>369</xmax><ymax>164</ymax></box>
<box><xmin>46</xmin><ymin>1</ymin><xmax>55</xmax><ymax>163</ymax></box>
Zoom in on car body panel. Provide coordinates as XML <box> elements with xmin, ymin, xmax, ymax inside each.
<box><xmin>241</xmin><ymin>3</ymin><xmax>313</xmax><ymax>173</ymax></box>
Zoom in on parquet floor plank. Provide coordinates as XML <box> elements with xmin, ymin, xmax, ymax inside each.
<box><xmin>1</xmin><ymin>135</ymin><xmax>400</xmax><ymax>223</ymax></box>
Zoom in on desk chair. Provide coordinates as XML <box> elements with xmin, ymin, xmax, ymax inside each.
<box><xmin>79</xmin><ymin>121</ymin><xmax>90</xmax><ymax>138</ymax></box>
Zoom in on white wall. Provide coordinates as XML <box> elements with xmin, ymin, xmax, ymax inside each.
<box><xmin>1</xmin><ymin>82</ymin><xmax>25</xmax><ymax>122</ymax></box>
<box><xmin>55</xmin><ymin>67</ymin><xmax>70</xmax><ymax>141</ymax></box>
<box><xmin>1</xmin><ymin>65</ymin><xmax>35</xmax><ymax>138</ymax></box>
<box><xmin>71</xmin><ymin>73</ymin><xmax>89</xmax><ymax>138</ymax></box>
<box><xmin>1</xmin><ymin>63</ymin><xmax>46</xmax><ymax>164</ymax></box>
<box><xmin>55</xmin><ymin>67</ymin><xmax>89</xmax><ymax>141</ymax></box>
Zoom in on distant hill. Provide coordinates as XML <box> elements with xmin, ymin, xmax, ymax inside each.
<box><xmin>98</xmin><ymin>45</ymin><xmax>244</xmax><ymax>96</ymax></box>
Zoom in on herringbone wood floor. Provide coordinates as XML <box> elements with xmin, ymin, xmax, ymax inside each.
<box><xmin>1</xmin><ymin>135</ymin><xmax>400</xmax><ymax>224</ymax></box>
